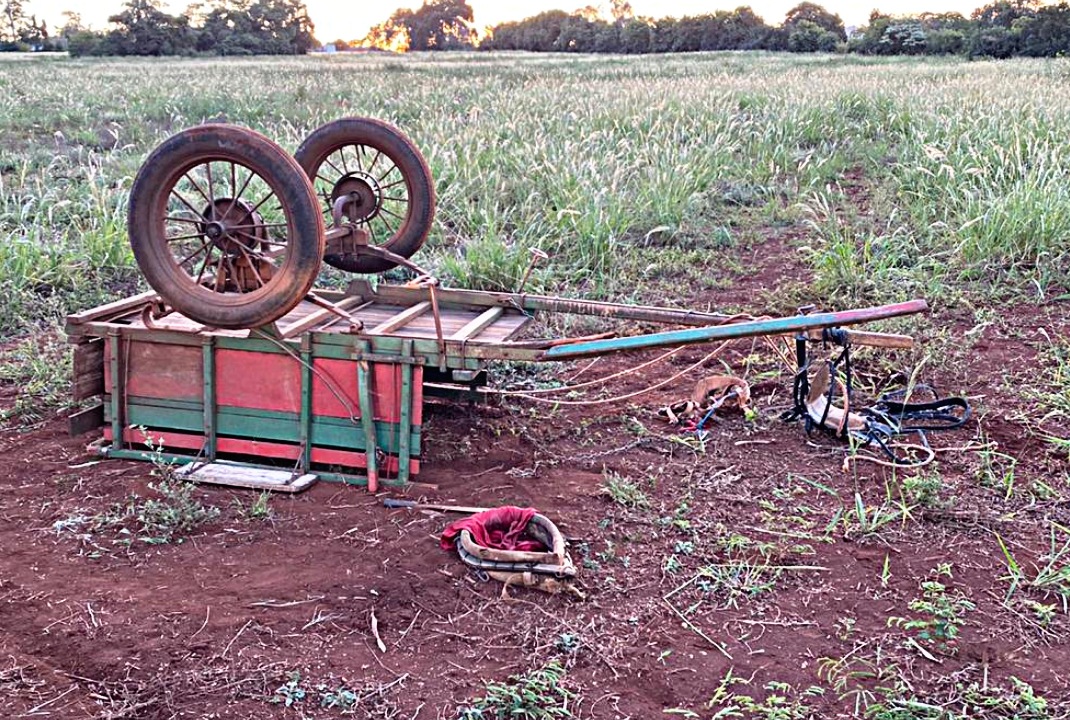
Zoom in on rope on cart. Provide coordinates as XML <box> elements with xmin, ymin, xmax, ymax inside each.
<box><xmin>492</xmin><ymin>345</ymin><xmax>685</xmax><ymax>396</ymax></box>
<box><xmin>251</xmin><ymin>328</ymin><xmax>363</xmax><ymax>425</ymax></box>
<box><xmin>486</xmin><ymin>341</ymin><xmax>731</xmax><ymax>406</ymax></box>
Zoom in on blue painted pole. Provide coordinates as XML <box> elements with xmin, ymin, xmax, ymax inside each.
<box><xmin>542</xmin><ymin>299</ymin><xmax>928</xmax><ymax>360</ymax></box>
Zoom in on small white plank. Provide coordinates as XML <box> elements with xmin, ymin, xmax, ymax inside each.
<box><xmin>176</xmin><ymin>462</ymin><xmax>318</xmax><ymax>493</ymax></box>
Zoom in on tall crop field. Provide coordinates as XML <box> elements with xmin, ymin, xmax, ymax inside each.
<box><xmin>1</xmin><ymin>51</ymin><xmax>1069</xmax><ymax>337</ymax></box>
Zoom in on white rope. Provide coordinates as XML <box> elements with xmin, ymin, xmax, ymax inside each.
<box><xmin>487</xmin><ymin>341</ymin><xmax>731</xmax><ymax>406</ymax></box>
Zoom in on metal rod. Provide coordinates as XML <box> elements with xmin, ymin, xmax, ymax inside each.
<box><xmin>315</xmin><ymin>470</ymin><xmax>409</xmax><ymax>487</ymax></box>
<box><xmin>382</xmin><ymin>498</ymin><xmax>486</xmax><ymax>514</ymax></box>
<box><xmin>357</xmin><ymin>281</ymin><xmax>738</xmax><ymax>325</ymax></box>
<box><xmin>541</xmin><ymin>300</ymin><xmax>929</xmax><ymax>360</ymax></box>
<box><xmin>803</xmin><ymin>328</ymin><xmax>914</xmax><ymax>349</ymax></box>
<box><xmin>104</xmin><ymin>448</ymin><xmax>207</xmax><ymax>466</ymax></box>
<box><xmin>282</xmin><ymin>296</ymin><xmax>367</xmax><ymax>338</ymax></box>
<box><xmin>101</xmin><ymin>448</ymin><xmax>408</xmax><ymax>489</ymax></box>
<box><xmin>516</xmin><ymin>247</ymin><xmax>548</xmax><ymax>294</ymax></box>
<box><xmin>303</xmin><ymin>293</ymin><xmax>364</xmax><ymax>333</ymax></box>
<box><xmin>428</xmin><ymin>285</ymin><xmax>447</xmax><ymax>371</ymax></box>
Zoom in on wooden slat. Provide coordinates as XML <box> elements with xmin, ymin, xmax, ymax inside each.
<box><xmin>350</xmin><ymin>279</ymin><xmax>740</xmax><ymax>326</ymax></box>
<box><xmin>176</xmin><ymin>462</ymin><xmax>318</xmax><ymax>493</ymax></box>
<box><xmin>352</xmin><ymin>306</ymin><xmax>470</xmax><ymax>334</ymax></box>
<box><xmin>73</xmin><ymin>339</ymin><xmax>104</xmax><ymax>376</ymax></box>
<box><xmin>68</xmin><ymin>403</ymin><xmax>104</xmax><ymax>436</ymax></box>
<box><xmin>368</xmin><ymin>301</ymin><xmax>431</xmax><ymax>335</ymax></box>
<box><xmin>803</xmin><ymin>329</ymin><xmax>914</xmax><ymax>349</ymax></box>
<box><xmin>451</xmin><ymin>307</ymin><xmax>504</xmax><ymax>341</ymax></box>
<box><xmin>73</xmin><ymin>371</ymin><xmax>105</xmax><ymax>402</ymax></box>
<box><xmin>66</xmin><ymin>289</ymin><xmax>159</xmax><ymax>327</ymax></box>
<box><xmin>470</xmin><ymin>313</ymin><xmax>531</xmax><ymax>342</ymax></box>
<box><xmin>72</xmin><ymin>339</ymin><xmax>105</xmax><ymax>400</ymax></box>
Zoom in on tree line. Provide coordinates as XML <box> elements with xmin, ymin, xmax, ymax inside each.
<box><xmin>2</xmin><ymin>0</ymin><xmax>1069</xmax><ymax>58</ymax></box>
<box><xmin>1</xmin><ymin>0</ymin><xmax>316</xmax><ymax>55</ymax></box>
<box><xmin>367</xmin><ymin>0</ymin><xmax>1070</xmax><ymax>58</ymax></box>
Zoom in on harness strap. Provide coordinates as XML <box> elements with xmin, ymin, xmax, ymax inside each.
<box><xmin>870</xmin><ymin>394</ymin><xmax>971</xmax><ymax>432</ymax></box>
<box><xmin>784</xmin><ymin>327</ymin><xmax>971</xmax><ymax>466</ymax></box>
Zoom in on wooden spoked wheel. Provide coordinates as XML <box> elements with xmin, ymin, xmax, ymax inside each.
<box><xmin>128</xmin><ymin>124</ymin><xmax>325</xmax><ymax>329</ymax></box>
<box><xmin>295</xmin><ymin>117</ymin><xmax>435</xmax><ymax>274</ymax></box>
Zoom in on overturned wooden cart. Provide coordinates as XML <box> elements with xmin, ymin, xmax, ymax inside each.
<box><xmin>65</xmin><ymin>121</ymin><xmax>927</xmax><ymax>491</ymax></box>
<box><xmin>66</xmin><ymin>280</ymin><xmax>925</xmax><ymax>490</ymax></box>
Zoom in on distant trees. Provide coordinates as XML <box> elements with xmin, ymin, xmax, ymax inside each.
<box><xmin>490</xmin><ymin>11</ymin><xmax>586</xmax><ymax>52</ymax></box>
<box><xmin>13</xmin><ymin>0</ymin><xmax>318</xmax><ymax>56</ymax></box>
<box><xmin>484</xmin><ymin>6</ymin><xmax>775</xmax><ymax>54</ymax></box>
<box><xmin>783</xmin><ymin>2</ymin><xmax>847</xmax><ymax>41</ymax></box>
<box><xmin>1016</xmin><ymin>3</ymin><xmax>1070</xmax><ymax>56</ymax></box>
<box><xmin>192</xmin><ymin>0</ymin><xmax>316</xmax><ymax>55</ymax></box>
<box><xmin>761</xmin><ymin>1</ymin><xmax>846</xmax><ymax>52</ymax></box>
<box><xmin>3</xmin><ymin>0</ymin><xmax>1070</xmax><ymax>58</ymax></box>
<box><xmin>99</xmin><ymin>0</ymin><xmax>192</xmax><ymax>56</ymax></box>
<box><xmin>362</xmin><ymin>0</ymin><xmax>475</xmax><ymax>52</ymax></box>
<box><xmin>847</xmin><ymin>1</ymin><xmax>1070</xmax><ymax>58</ymax></box>
<box><xmin>482</xmin><ymin>0</ymin><xmax>1070</xmax><ymax>59</ymax></box>
<box><xmin>2</xmin><ymin>0</ymin><xmax>56</xmax><ymax>50</ymax></box>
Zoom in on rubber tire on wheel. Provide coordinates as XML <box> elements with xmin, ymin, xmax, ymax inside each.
<box><xmin>295</xmin><ymin>117</ymin><xmax>435</xmax><ymax>274</ymax></box>
<box><xmin>128</xmin><ymin>124</ymin><xmax>325</xmax><ymax>329</ymax></box>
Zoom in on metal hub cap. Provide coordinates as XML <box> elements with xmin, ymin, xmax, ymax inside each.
<box><xmin>199</xmin><ymin>198</ymin><xmax>267</xmax><ymax>253</ymax></box>
<box><xmin>330</xmin><ymin>172</ymin><xmax>382</xmax><ymax>224</ymax></box>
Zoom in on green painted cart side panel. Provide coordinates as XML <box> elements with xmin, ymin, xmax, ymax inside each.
<box><xmin>108</xmin><ymin>332</ymin><xmax>123</xmax><ymax>452</ymax></box>
<box><xmin>311</xmin><ymin>334</ymin><xmax>483</xmax><ymax>370</ymax></box>
<box><xmin>105</xmin><ymin>398</ymin><xmax>421</xmax><ymax>454</ymax></box>
<box><xmin>356</xmin><ymin>343</ymin><xmax>378</xmax><ymax>483</ymax></box>
<box><xmin>214</xmin><ymin>336</ymin><xmax>298</xmax><ymax>355</ymax></box>
<box><xmin>308</xmin><ymin>342</ymin><xmax>358</xmax><ymax>361</ymax></box>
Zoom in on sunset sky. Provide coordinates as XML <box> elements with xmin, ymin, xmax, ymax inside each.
<box><xmin>33</xmin><ymin>0</ymin><xmax>987</xmax><ymax>39</ymax></box>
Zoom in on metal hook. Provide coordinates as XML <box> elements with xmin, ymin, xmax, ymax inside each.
<box><xmin>517</xmin><ymin>247</ymin><xmax>549</xmax><ymax>294</ymax></box>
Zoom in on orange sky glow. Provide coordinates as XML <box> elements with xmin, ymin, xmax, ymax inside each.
<box><xmin>32</xmin><ymin>0</ymin><xmax>989</xmax><ymax>40</ymax></box>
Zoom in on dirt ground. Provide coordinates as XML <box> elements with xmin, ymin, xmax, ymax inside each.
<box><xmin>2</xmin><ymin>239</ymin><xmax>1069</xmax><ymax>719</ymax></box>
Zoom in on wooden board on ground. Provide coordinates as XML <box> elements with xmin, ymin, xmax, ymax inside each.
<box><xmin>68</xmin><ymin>403</ymin><xmax>104</xmax><ymax>437</ymax></box>
<box><xmin>176</xmin><ymin>462</ymin><xmax>319</xmax><ymax>493</ymax></box>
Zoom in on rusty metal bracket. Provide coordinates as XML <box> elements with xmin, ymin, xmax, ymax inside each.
<box><xmin>304</xmin><ymin>292</ymin><xmax>363</xmax><ymax>333</ymax></box>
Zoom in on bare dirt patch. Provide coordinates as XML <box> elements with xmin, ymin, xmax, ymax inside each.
<box><xmin>1</xmin><ymin>243</ymin><xmax>1068</xmax><ymax>719</ymax></box>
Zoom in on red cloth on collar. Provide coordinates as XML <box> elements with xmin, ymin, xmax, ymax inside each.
<box><xmin>440</xmin><ymin>506</ymin><xmax>546</xmax><ymax>552</ymax></box>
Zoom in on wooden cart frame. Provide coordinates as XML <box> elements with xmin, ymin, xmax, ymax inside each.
<box><xmin>67</xmin><ymin>278</ymin><xmax>926</xmax><ymax>490</ymax></box>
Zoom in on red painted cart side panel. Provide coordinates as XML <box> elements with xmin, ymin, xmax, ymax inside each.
<box><xmin>107</xmin><ymin>344</ymin><xmax>423</xmax><ymax>425</ymax></box>
<box><xmin>216</xmin><ymin>349</ymin><xmax>301</xmax><ymax>413</ymax></box>
<box><xmin>311</xmin><ymin>358</ymin><xmax>370</xmax><ymax>420</ymax></box>
<box><xmin>104</xmin><ymin>341</ymin><xmax>202</xmax><ymax>401</ymax></box>
<box><xmin>310</xmin><ymin>361</ymin><xmax>423</xmax><ymax>424</ymax></box>
<box><xmin>104</xmin><ymin>428</ymin><xmax>419</xmax><ymax>475</ymax></box>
